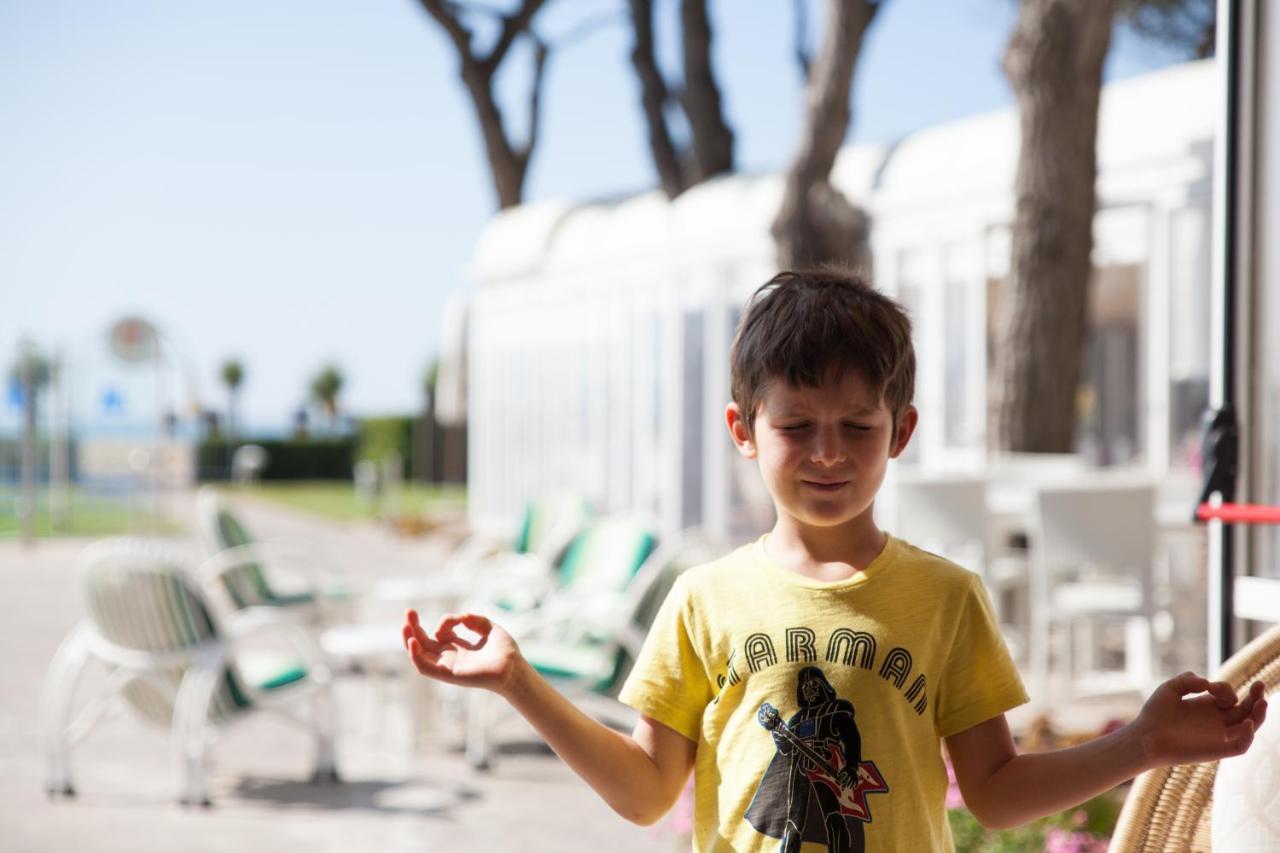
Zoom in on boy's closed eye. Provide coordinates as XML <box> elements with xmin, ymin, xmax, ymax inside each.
<box><xmin>777</xmin><ymin>422</ymin><xmax>873</xmax><ymax>432</ymax></box>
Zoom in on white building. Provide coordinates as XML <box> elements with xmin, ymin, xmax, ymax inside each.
<box><xmin>460</xmin><ymin>60</ymin><xmax>1216</xmax><ymax>545</ymax></box>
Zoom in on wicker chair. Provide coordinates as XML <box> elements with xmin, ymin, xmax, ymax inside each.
<box><xmin>1108</xmin><ymin>623</ymin><xmax>1280</xmax><ymax>852</ymax></box>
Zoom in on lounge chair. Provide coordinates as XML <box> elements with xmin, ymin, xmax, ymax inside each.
<box><xmin>370</xmin><ymin>492</ymin><xmax>591</xmax><ymax>614</ymax></box>
<box><xmin>40</xmin><ymin>538</ymin><xmax>339</xmax><ymax>805</ymax></box>
<box><xmin>194</xmin><ymin>486</ymin><xmax>352</xmax><ymax>623</ymax></box>
<box><xmin>463</xmin><ymin>527</ymin><xmax>715</xmax><ymax>769</ymax></box>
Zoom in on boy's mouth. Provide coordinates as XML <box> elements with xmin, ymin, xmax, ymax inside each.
<box><xmin>801</xmin><ymin>479</ymin><xmax>849</xmax><ymax>492</ymax></box>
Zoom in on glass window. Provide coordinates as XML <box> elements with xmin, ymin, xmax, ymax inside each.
<box><xmin>943</xmin><ymin>283</ymin><xmax>968</xmax><ymax>448</ymax></box>
<box><xmin>895</xmin><ymin>252</ymin><xmax>925</xmax><ymax>466</ymax></box>
<box><xmin>681</xmin><ymin>310</ymin><xmax>704</xmax><ymax>530</ymax></box>
<box><xmin>1169</xmin><ymin>204</ymin><xmax>1212</xmax><ymax>469</ymax></box>
<box><xmin>1075</xmin><ymin>263</ymin><xmax>1143</xmax><ymax>467</ymax></box>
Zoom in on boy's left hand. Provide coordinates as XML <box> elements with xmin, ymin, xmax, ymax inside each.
<box><xmin>1132</xmin><ymin>672</ymin><xmax>1268</xmax><ymax>768</ymax></box>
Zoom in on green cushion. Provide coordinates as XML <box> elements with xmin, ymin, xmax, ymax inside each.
<box><xmin>236</xmin><ymin>654</ymin><xmax>310</xmax><ymax>698</ymax></box>
<box><xmin>216</xmin><ymin>511</ymin><xmax>275</xmax><ymax>607</ymax></box>
<box><xmin>524</xmin><ymin>639</ymin><xmax>621</xmax><ymax>692</ymax></box>
<box><xmin>514</xmin><ymin>504</ymin><xmax>535</xmax><ymax>554</ymax></box>
<box><xmin>255</xmin><ymin>665</ymin><xmax>308</xmax><ymax>692</ymax></box>
<box><xmin>266</xmin><ymin>591</ymin><xmax>317</xmax><ymax>608</ymax></box>
<box><xmin>558</xmin><ymin>522</ymin><xmax>656</xmax><ymax>591</ymax></box>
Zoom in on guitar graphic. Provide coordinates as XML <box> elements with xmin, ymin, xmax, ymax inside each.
<box><xmin>757</xmin><ymin>702</ymin><xmax>888</xmax><ymax>822</ymax></box>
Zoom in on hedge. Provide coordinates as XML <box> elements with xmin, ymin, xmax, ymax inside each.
<box><xmin>197</xmin><ymin>438</ymin><xmax>356</xmax><ymax>481</ymax></box>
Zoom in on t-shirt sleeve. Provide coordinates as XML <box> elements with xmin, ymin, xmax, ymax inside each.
<box><xmin>934</xmin><ymin>572</ymin><xmax>1029</xmax><ymax>738</ymax></box>
<box><xmin>617</xmin><ymin>575</ymin><xmax>712</xmax><ymax>744</ymax></box>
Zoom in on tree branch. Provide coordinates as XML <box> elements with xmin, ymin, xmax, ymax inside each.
<box><xmin>417</xmin><ymin>0</ymin><xmax>476</xmax><ymax>62</ymax></box>
<box><xmin>415</xmin><ymin>0</ymin><xmax>554</xmax><ymax>208</ymax></box>
<box><xmin>792</xmin><ymin>0</ymin><xmax>811</xmax><ymax>81</ymax></box>
<box><xmin>770</xmin><ymin>0</ymin><xmax>880</xmax><ymax>268</ymax></box>
<box><xmin>678</xmin><ymin>0</ymin><xmax>734</xmax><ymax>181</ymax></box>
<box><xmin>484</xmin><ymin>0</ymin><xmax>548</xmax><ymax>75</ymax></box>
<box><xmin>519</xmin><ymin>35</ymin><xmax>550</xmax><ymax>164</ymax></box>
<box><xmin>627</xmin><ymin>0</ymin><xmax>688</xmax><ymax>198</ymax></box>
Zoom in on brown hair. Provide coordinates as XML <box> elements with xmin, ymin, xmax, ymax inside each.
<box><xmin>729</xmin><ymin>268</ymin><xmax>915</xmax><ymax>435</ymax></box>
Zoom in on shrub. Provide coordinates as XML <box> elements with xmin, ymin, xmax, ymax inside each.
<box><xmin>356</xmin><ymin>416</ymin><xmax>414</xmax><ymax>477</ymax></box>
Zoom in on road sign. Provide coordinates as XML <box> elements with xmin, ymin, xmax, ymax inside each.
<box><xmin>108</xmin><ymin>316</ymin><xmax>159</xmax><ymax>363</ymax></box>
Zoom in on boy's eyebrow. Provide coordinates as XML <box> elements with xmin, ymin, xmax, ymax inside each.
<box><xmin>771</xmin><ymin>403</ymin><xmax>882</xmax><ymax>417</ymax></box>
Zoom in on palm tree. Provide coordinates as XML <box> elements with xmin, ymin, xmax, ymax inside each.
<box><xmin>309</xmin><ymin>365</ymin><xmax>344</xmax><ymax>433</ymax></box>
<box><xmin>220</xmin><ymin>359</ymin><xmax>244</xmax><ymax>439</ymax></box>
<box><xmin>10</xmin><ymin>341</ymin><xmax>52</xmax><ymax>543</ymax></box>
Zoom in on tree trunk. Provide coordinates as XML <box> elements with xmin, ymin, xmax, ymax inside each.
<box><xmin>678</xmin><ymin>0</ymin><xmax>734</xmax><ymax>182</ymax></box>
<box><xmin>995</xmin><ymin>0</ymin><xmax>1119</xmax><ymax>452</ymax></box>
<box><xmin>628</xmin><ymin>0</ymin><xmax>688</xmax><ymax>198</ymax></box>
<box><xmin>458</xmin><ymin>56</ymin><xmax>532</xmax><ymax>210</ymax></box>
<box><xmin>417</xmin><ymin>0</ymin><xmax>548</xmax><ymax>210</ymax></box>
<box><xmin>771</xmin><ymin>0</ymin><xmax>880</xmax><ymax>269</ymax></box>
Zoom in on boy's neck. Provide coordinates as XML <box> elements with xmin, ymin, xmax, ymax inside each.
<box><xmin>765</xmin><ymin>511</ymin><xmax>888</xmax><ymax>582</ymax></box>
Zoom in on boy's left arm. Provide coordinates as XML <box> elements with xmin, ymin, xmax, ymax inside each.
<box><xmin>945</xmin><ymin>672</ymin><xmax>1268</xmax><ymax>830</ymax></box>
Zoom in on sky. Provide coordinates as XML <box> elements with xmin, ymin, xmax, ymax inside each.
<box><xmin>1</xmin><ymin>0</ymin><xmax>1191</xmax><ymax>437</ymax></box>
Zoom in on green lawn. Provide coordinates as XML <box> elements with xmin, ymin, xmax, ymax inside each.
<box><xmin>235</xmin><ymin>480</ymin><xmax>466</xmax><ymax>522</ymax></box>
<box><xmin>0</xmin><ymin>488</ymin><xmax>177</xmax><ymax>539</ymax></box>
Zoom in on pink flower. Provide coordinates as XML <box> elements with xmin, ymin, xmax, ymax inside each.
<box><xmin>671</xmin><ymin>775</ymin><xmax>695</xmax><ymax>832</ymax></box>
<box><xmin>1044</xmin><ymin>827</ymin><xmax>1109</xmax><ymax>853</ymax></box>
<box><xmin>943</xmin><ymin>755</ymin><xmax>965</xmax><ymax>810</ymax></box>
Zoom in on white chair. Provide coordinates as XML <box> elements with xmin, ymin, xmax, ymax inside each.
<box><xmin>892</xmin><ymin>474</ymin><xmax>1029</xmax><ymax>650</ymax></box>
<box><xmin>985</xmin><ymin>452</ymin><xmax>1088</xmax><ymax>517</ymax></box>
<box><xmin>893</xmin><ymin>474</ymin><xmax>989</xmax><ymax>570</ymax></box>
<box><xmin>40</xmin><ymin>539</ymin><xmax>338</xmax><ymax>805</ymax></box>
<box><xmin>1029</xmin><ymin>482</ymin><xmax>1159</xmax><ymax>701</ymax></box>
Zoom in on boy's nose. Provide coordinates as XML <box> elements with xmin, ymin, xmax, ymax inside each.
<box><xmin>810</xmin><ymin>428</ymin><xmax>847</xmax><ymax>465</ymax></box>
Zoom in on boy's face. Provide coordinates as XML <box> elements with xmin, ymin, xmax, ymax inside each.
<box><xmin>726</xmin><ymin>370</ymin><xmax>917</xmax><ymax>535</ymax></box>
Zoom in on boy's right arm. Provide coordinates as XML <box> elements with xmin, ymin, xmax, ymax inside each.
<box><xmin>402</xmin><ymin>609</ymin><xmax>696</xmax><ymax>826</ymax></box>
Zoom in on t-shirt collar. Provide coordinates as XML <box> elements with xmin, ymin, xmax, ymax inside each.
<box><xmin>752</xmin><ymin>532</ymin><xmax>899</xmax><ymax>590</ymax></box>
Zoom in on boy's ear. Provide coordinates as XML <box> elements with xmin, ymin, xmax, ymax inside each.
<box><xmin>889</xmin><ymin>406</ymin><xmax>919</xmax><ymax>459</ymax></box>
<box><xmin>725</xmin><ymin>402</ymin><xmax>757</xmax><ymax>459</ymax></box>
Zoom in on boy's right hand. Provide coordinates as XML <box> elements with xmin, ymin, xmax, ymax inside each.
<box><xmin>401</xmin><ymin>609</ymin><xmax>521</xmax><ymax>695</ymax></box>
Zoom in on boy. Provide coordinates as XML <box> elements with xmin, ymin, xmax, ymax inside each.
<box><xmin>403</xmin><ymin>270</ymin><xmax>1267</xmax><ymax>851</ymax></box>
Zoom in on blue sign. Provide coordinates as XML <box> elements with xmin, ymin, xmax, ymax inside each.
<box><xmin>6</xmin><ymin>379</ymin><xmax>23</xmax><ymax>411</ymax></box>
<box><xmin>102</xmin><ymin>387</ymin><xmax>125</xmax><ymax>414</ymax></box>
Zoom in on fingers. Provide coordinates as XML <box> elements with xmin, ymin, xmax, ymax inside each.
<box><xmin>1249</xmin><ymin>682</ymin><xmax>1268</xmax><ymax>727</ymax></box>
<box><xmin>402</xmin><ymin>609</ymin><xmax>447</xmax><ymax>657</ymax></box>
<box><xmin>403</xmin><ymin>609</ymin><xmax>423</xmax><ymax>650</ymax></box>
<box><xmin>406</xmin><ymin>637</ymin><xmax>457</xmax><ymax>683</ymax></box>
<box><xmin>1222</xmin><ymin>682</ymin><xmax>1265</xmax><ymax>724</ymax></box>
<box><xmin>402</xmin><ymin>609</ymin><xmax>497</xmax><ymax>659</ymax></box>
<box><xmin>435</xmin><ymin>613</ymin><xmax>493</xmax><ymax>650</ymax></box>
<box><xmin>1167</xmin><ymin>672</ymin><xmax>1239</xmax><ymax>708</ymax></box>
<box><xmin>1224</xmin><ymin>718</ymin><xmax>1257</xmax><ymax>756</ymax></box>
<box><xmin>1206</xmin><ymin>680</ymin><xmax>1237</xmax><ymax>709</ymax></box>
<box><xmin>1168</xmin><ymin>671</ymin><xmax>1212</xmax><ymax>697</ymax></box>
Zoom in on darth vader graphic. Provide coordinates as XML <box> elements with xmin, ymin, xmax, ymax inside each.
<box><xmin>745</xmin><ymin>667</ymin><xmax>888</xmax><ymax>852</ymax></box>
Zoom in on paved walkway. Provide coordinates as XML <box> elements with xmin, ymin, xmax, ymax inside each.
<box><xmin>2</xmin><ymin>489</ymin><xmax>1148</xmax><ymax>851</ymax></box>
<box><xmin>1</xmin><ymin>491</ymin><xmax>673</xmax><ymax>853</ymax></box>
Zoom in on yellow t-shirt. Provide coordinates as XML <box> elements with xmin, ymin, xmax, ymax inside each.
<box><xmin>618</xmin><ymin>534</ymin><xmax>1028</xmax><ymax>852</ymax></box>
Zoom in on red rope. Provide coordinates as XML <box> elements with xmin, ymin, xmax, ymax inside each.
<box><xmin>1196</xmin><ymin>502</ymin><xmax>1280</xmax><ymax>524</ymax></box>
